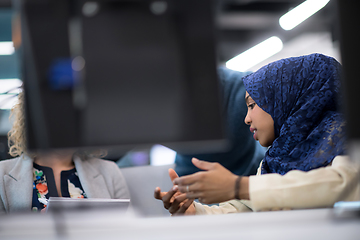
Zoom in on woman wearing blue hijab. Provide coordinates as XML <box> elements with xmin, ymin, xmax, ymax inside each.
<box><xmin>244</xmin><ymin>53</ymin><xmax>346</xmax><ymax>175</ymax></box>
<box><xmin>155</xmin><ymin>53</ymin><xmax>360</xmax><ymax>214</ymax></box>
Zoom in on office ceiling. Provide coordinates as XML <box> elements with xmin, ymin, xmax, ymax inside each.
<box><xmin>216</xmin><ymin>0</ymin><xmax>338</xmax><ymax>63</ymax></box>
<box><xmin>0</xmin><ymin>0</ymin><xmax>337</xmax><ymax>68</ymax></box>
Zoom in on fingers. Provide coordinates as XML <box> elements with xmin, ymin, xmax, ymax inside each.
<box><xmin>155</xmin><ymin>184</ymin><xmax>195</xmax><ymax>216</ymax></box>
<box><xmin>168</xmin><ymin>168</ymin><xmax>179</xmax><ymax>182</ymax></box>
<box><xmin>162</xmin><ymin>185</ymin><xmax>179</xmax><ymax>209</ymax></box>
<box><xmin>154</xmin><ymin>187</ymin><xmax>165</xmax><ymax>200</ymax></box>
<box><xmin>172</xmin><ymin>160</ymin><xmax>218</xmax><ymax>186</ymax></box>
<box><xmin>154</xmin><ymin>187</ymin><xmax>161</xmax><ymax>199</ymax></box>
<box><xmin>172</xmin><ymin>198</ymin><xmax>194</xmax><ymax>216</ymax></box>
<box><xmin>173</xmin><ymin>172</ymin><xmax>201</xmax><ymax>186</ymax></box>
<box><xmin>185</xmin><ymin>191</ymin><xmax>203</xmax><ymax>199</ymax></box>
<box><xmin>177</xmin><ymin>183</ymin><xmax>190</xmax><ymax>193</ymax></box>
<box><xmin>179</xmin><ymin>198</ymin><xmax>194</xmax><ymax>213</ymax></box>
<box><xmin>191</xmin><ymin>158</ymin><xmax>217</xmax><ymax>171</ymax></box>
<box><xmin>168</xmin><ymin>193</ymin><xmax>188</xmax><ymax>214</ymax></box>
<box><xmin>178</xmin><ymin>181</ymin><xmax>205</xmax><ymax>199</ymax></box>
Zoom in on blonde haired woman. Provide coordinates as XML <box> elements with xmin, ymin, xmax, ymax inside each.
<box><xmin>0</xmin><ymin>91</ymin><xmax>129</xmax><ymax>214</ymax></box>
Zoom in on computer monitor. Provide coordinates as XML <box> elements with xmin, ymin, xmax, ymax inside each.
<box><xmin>337</xmin><ymin>1</ymin><xmax>360</xmax><ymax>142</ymax></box>
<box><xmin>19</xmin><ymin>0</ymin><xmax>227</xmax><ymax>154</ymax></box>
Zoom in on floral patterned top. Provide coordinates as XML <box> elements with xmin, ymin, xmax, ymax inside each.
<box><xmin>32</xmin><ymin>162</ymin><xmax>87</xmax><ymax>211</ymax></box>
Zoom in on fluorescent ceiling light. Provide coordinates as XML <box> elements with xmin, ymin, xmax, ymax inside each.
<box><xmin>0</xmin><ymin>79</ymin><xmax>23</xmax><ymax>94</ymax></box>
<box><xmin>226</xmin><ymin>36</ymin><xmax>283</xmax><ymax>72</ymax></box>
<box><xmin>279</xmin><ymin>0</ymin><xmax>330</xmax><ymax>31</ymax></box>
<box><xmin>0</xmin><ymin>79</ymin><xmax>22</xmax><ymax>110</ymax></box>
<box><xmin>0</xmin><ymin>95</ymin><xmax>19</xmax><ymax>110</ymax></box>
<box><xmin>0</xmin><ymin>41</ymin><xmax>15</xmax><ymax>55</ymax></box>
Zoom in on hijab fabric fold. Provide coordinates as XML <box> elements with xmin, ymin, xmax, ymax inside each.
<box><xmin>242</xmin><ymin>53</ymin><xmax>346</xmax><ymax>175</ymax></box>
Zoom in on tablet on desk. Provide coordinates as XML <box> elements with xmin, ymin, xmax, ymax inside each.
<box><xmin>46</xmin><ymin>197</ymin><xmax>130</xmax><ymax>212</ymax></box>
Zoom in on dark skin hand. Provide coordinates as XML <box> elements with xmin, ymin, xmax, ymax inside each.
<box><xmin>154</xmin><ymin>169</ymin><xmax>196</xmax><ymax>215</ymax></box>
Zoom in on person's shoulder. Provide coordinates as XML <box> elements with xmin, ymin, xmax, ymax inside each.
<box><xmin>0</xmin><ymin>156</ymin><xmax>22</xmax><ymax>167</ymax></box>
<box><xmin>331</xmin><ymin>155</ymin><xmax>354</xmax><ymax>165</ymax></box>
<box><xmin>84</xmin><ymin>157</ymin><xmax>126</xmax><ymax>182</ymax></box>
<box><xmin>217</xmin><ymin>67</ymin><xmax>251</xmax><ymax>104</ymax></box>
<box><xmin>217</xmin><ymin>67</ymin><xmax>252</xmax><ymax>84</ymax></box>
<box><xmin>84</xmin><ymin>157</ymin><xmax>120</xmax><ymax>171</ymax></box>
<box><xmin>0</xmin><ymin>156</ymin><xmax>24</xmax><ymax>174</ymax></box>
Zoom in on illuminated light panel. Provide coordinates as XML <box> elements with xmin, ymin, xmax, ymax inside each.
<box><xmin>279</xmin><ymin>0</ymin><xmax>330</xmax><ymax>31</ymax></box>
<box><xmin>0</xmin><ymin>95</ymin><xmax>18</xmax><ymax>110</ymax></box>
<box><xmin>226</xmin><ymin>36</ymin><xmax>283</xmax><ymax>72</ymax></box>
<box><xmin>0</xmin><ymin>41</ymin><xmax>15</xmax><ymax>55</ymax></box>
<box><xmin>0</xmin><ymin>79</ymin><xmax>22</xmax><ymax>94</ymax></box>
<box><xmin>0</xmin><ymin>79</ymin><xmax>22</xmax><ymax>110</ymax></box>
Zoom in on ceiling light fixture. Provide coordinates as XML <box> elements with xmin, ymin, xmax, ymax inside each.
<box><xmin>0</xmin><ymin>79</ymin><xmax>22</xmax><ymax>110</ymax></box>
<box><xmin>279</xmin><ymin>0</ymin><xmax>330</xmax><ymax>31</ymax></box>
<box><xmin>0</xmin><ymin>79</ymin><xmax>22</xmax><ymax>94</ymax></box>
<box><xmin>0</xmin><ymin>41</ymin><xmax>15</xmax><ymax>55</ymax></box>
<box><xmin>226</xmin><ymin>36</ymin><xmax>283</xmax><ymax>72</ymax></box>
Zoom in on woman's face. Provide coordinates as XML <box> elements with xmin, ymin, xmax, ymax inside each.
<box><xmin>244</xmin><ymin>92</ymin><xmax>275</xmax><ymax>147</ymax></box>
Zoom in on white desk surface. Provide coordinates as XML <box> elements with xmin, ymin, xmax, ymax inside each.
<box><xmin>0</xmin><ymin>207</ymin><xmax>359</xmax><ymax>240</ymax></box>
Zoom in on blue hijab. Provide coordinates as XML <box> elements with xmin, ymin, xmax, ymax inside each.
<box><xmin>242</xmin><ymin>53</ymin><xmax>346</xmax><ymax>175</ymax></box>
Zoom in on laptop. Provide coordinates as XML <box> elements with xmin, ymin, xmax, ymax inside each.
<box><xmin>46</xmin><ymin>197</ymin><xmax>130</xmax><ymax>213</ymax></box>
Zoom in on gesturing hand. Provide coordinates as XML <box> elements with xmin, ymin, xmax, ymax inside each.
<box><xmin>154</xmin><ymin>168</ymin><xmax>195</xmax><ymax>215</ymax></box>
<box><xmin>173</xmin><ymin>158</ymin><xmax>239</xmax><ymax>204</ymax></box>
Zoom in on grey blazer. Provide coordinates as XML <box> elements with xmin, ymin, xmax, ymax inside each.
<box><xmin>0</xmin><ymin>154</ymin><xmax>130</xmax><ymax>214</ymax></box>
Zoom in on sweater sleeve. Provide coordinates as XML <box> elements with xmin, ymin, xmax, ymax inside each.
<box><xmin>194</xmin><ymin>200</ymin><xmax>253</xmax><ymax>215</ymax></box>
<box><xmin>194</xmin><ymin>155</ymin><xmax>360</xmax><ymax>214</ymax></box>
<box><xmin>249</xmin><ymin>155</ymin><xmax>360</xmax><ymax>211</ymax></box>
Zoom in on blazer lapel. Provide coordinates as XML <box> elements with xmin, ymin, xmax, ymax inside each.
<box><xmin>4</xmin><ymin>155</ymin><xmax>33</xmax><ymax>212</ymax></box>
<box><xmin>74</xmin><ymin>156</ymin><xmax>111</xmax><ymax>199</ymax></box>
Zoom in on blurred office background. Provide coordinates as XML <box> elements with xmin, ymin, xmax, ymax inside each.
<box><xmin>0</xmin><ymin>0</ymin><xmax>340</xmax><ymax>165</ymax></box>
